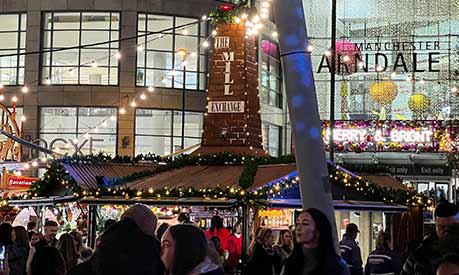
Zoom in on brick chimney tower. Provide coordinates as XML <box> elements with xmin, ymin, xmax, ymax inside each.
<box><xmin>193</xmin><ymin>22</ymin><xmax>265</xmax><ymax>156</ymax></box>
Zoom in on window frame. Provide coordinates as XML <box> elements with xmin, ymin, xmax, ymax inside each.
<box><xmin>40</xmin><ymin>11</ymin><xmax>121</xmax><ymax>86</ymax></box>
<box><xmin>134</xmin><ymin>108</ymin><xmax>204</xmax><ymax>156</ymax></box>
<box><xmin>0</xmin><ymin>13</ymin><xmax>27</xmax><ymax>86</ymax></box>
<box><xmin>260</xmin><ymin>36</ymin><xmax>283</xmax><ymax>108</ymax></box>
<box><xmin>136</xmin><ymin>13</ymin><xmax>208</xmax><ymax>91</ymax></box>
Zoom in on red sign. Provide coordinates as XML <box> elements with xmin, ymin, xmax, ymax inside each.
<box><xmin>7</xmin><ymin>175</ymin><xmax>37</xmax><ymax>189</ymax></box>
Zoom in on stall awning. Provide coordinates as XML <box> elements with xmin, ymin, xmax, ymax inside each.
<box><xmin>362</xmin><ymin>175</ymin><xmax>410</xmax><ymax>191</ymax></box>
<box><xmin>63</xmin><ymin>163</ymin><xmax>157</xmax><ymax>190</ymax></box>
<box><xmin>263</xmin><ymin>199</ymin><xmax>407</xmax><ymax>213</ymax></box>
<box><xmin>8</xmin><ymin>196</ymin><xmax>77</xmax><ymax>207</ymax></box>
<box><xmin>125</xmin><ymin>164</ymin><xmax>297</xmax><ymax>190</ymax></box>
<box><xmin>79</xmin><ymin>197</ymin><xmax>239</xmax><ymax>208</ymax></box>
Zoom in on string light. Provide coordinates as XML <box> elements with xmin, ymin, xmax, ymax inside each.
<box><xmin>119</xmin><ymin>108</ymin><xmax>126</xmax><ymax>115</ymax></box>
<box><xmin>91</xmin><ymin>62</ymin><xmax>98</xmax><ymax>68</ymax></box>
<box><xmin>0</xmin><ymin>83</ymin><xmax>3</xmax><ymax>89</ymax></box>
<box><xmin>110</xmin><ymin>115</ymin><xmax>116</xmax><ymax>121</ymax></box>
<box><xmin>241</xmin><ymin>13</ymin><xmax>248</xmax><ymax>19</ymax></box>
<box><xmin>0</xmin><ymin>95</ymin><xmax>4</xmax><ymax>101</ymax></box>
<box><xmin>202</xmin><ymin>41</ymin><xmax>210</xmax><ymax>48</ymax></box>
<box><xmin>201</xmin><ymin>15</ymin><xmax>207</xmax><ymax>20</ymax></box>
<box><xmin>41</xmin><ymin>157</ymin><xmax>47</xmax><ymax>163</ymax></box>
<box><xmin>161</xmin><ymin>77</ymin><xmax>168</xmax><ymax>84</ymax></box>
<box><xmin>12</xmin><ymin>96</ymin><xmax>18</xmax><ymax>103</ymax></box>
<box><xmin>32</xmin><ymin>161</ymin><xmax>38</xmax><ymax>167</ymax></box>
<box><xmin>130</xmin><ymin>101</ymin><xmax>137</xmax><ymax>107</ymax></box>
<box><xmin>271</xmin><ymin>31</ymin><xmax>278</xmax><ymax>38</ymax></box>
<box><xmin>45</xmin><ymin>79</ymin><xmax>51</xmax><ymax>85</ymax></box>
<box><xmin>21</xmin><ymin>116</ymin><xmax>26</xmax><ymax>122</ymax></box>
<box><xmin>21</xmin><ymin>86</ymin><xmax>29</xmax><ymax>93</ymax></box>
<box><xmin>140</xmin><ymin>93</ymin><xmax>147</xmax><ymax>100</ymax></box>
<box><xmin>114</xmin><ymin>52</ymin><xmax>122</xmax><ymax>59</ymax></box>
<box><xmin>148</xmin><ymin>86</ymin><xmax>154</xmax><ymax>92</ymax></box>
<box><xmin>137</xmin><ymin>45</ymin><xmax>144</xmax><ymax>51</ymax></box>
<box><xmin>211</xmin><ymin>30</ymin><xmax>217</xmax><ymax>36</ymax></box>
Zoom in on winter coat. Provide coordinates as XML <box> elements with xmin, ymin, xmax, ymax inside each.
<box><xmin>281</xmin><ymin>245</ymin><xmax>350</xmax><ymax>275</ymax></box>
<box><xmin>245</xmin><ymin>243</ymin><xmax>277</xmax><ymax>275</ymax></box>
<box><xmin>273</xmin><ymin>245</ymin><xmax>291</xmax><ymax>275</ymax></box>
<box><xmin>364</xmin><ymin>247</ymin><xmax>402</xmax><ymax>275</ymax></box>
<box><xmin>205</xmin><ymin>228</ymin><xmax>230</xmax><ymax>251</ymax></box>
<box><xmin>8</xmin><ymin>244</ymin><xmax>28</xmax><ymax>275</ymax></box>
<box><xmin>69</xmin><ymin>218</ymin><xmax>164</xmax><ymax>275</ymax></box>
<box><xmin>401</xmin><ymin>234</ymin><xmax>441</xmax><ymax>275</ymax></box>
<box><xmin>339</xmin><ymin>234</ymin><xmax>363</xmax><ymax>275</ymax></box>
<box><xmin>226</xmin><ymin>234</ymin><xmax>242</xmax><ymax>269</ymax></box>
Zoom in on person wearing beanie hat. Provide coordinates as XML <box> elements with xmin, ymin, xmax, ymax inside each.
<box><xmin>339</xmin><ymin>223</ymin><xmax>363</xmax><ymax>275</ymax></box>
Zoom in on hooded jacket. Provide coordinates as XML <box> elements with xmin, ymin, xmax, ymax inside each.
<box><xmin>339</xmin><ymin>234</ymin><xmax>363</xmax><ymax>275</ymax></box>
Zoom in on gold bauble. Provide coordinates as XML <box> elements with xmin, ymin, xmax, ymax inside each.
<box><xmin>369</xmin><ymin>82</ymin><xmax>398</xmax><ymax>105</ymax></box>
<box><xmin>408</xmin><ymin>93</ymin><xmax>431</xmax><ymax>113</ymax></box>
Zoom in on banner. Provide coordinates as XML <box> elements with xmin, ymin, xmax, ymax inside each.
<box><xmin>6</xmin><ymin>175</ymin><xmax>37</xmax><ymax>189</ymax></box>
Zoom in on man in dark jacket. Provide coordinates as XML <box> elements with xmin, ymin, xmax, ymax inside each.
<box><xmin>340</xmin><ymin>223</ymin><xmax>363</xmax><ymax>275</ymax></box>
<box><xmin>68</xmin><ymin>204</ymin><xmax>164</xmax><ymax>275</ymax></box>
<box><xmin>401</xmin><ymin>202</ymin><xmax>459</xmax><ymax>275</ymax></box>
<box><xmin>364</xmin><ymin>232</ymin><xmax>402</xmax><ymax>275</ymax></box>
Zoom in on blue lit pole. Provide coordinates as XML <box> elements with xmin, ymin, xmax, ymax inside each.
<box><xmin>272</xmin><ymin>0</ymin><xmax>338</xmax><ymax>249</ymax></box>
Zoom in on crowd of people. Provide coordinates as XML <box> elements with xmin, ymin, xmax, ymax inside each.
<box><xmin>0</xmin><ymin>202</ymin><xmax>456</xmax><ymax>274</ymax></box>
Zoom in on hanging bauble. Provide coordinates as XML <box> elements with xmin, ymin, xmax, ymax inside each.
<box><xmin>408</xmin><ymin>93</ymin><xmax>431</xmax><ymax>114</ymax></box>
<box><xmin>328</xmin><ymin>40</ymin><xmax>362</xmax><ymax>76</ymax></box>
<box><xmin>369</xmin><ymin>81</ymin><xmax>398</xmax><ymax>106</ymax></box>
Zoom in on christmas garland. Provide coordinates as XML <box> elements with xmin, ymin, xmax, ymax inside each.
<box><xmin>13</xmin><ymin>153</ymin><xmax>432</xmax><ymax>208</ymax></box>
<box><xmin>209</xmin><ymin>2</ymin><xmax>250</xmax><ymax>25</ymax></box>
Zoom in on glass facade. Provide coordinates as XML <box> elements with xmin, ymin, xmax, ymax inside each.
<box><xmin>136</xmin><ymin>14</ymin><xmax>208</xmax><ymax>90</ymax></box>
<box><xmin>42</xmin><ymin>12</ymin><xmax>120</xmax><ymax>85</ymax></box>
<box><xmin>305</xmin><ymin>0</ymin><xmax>459</xmax><ymax>120</ymax></box>
<box><xmin>262</xmin><ymin>122</ymin><xmax>281</xmax><ymax>157</ymax></box>
<box><xmin>135</xmin><ymin>109</ymin><xmax>203</xmax><ymax>156</ymax></box>
<box><xmin>39</xmin><ymin>107</ymin><xmax>117</xmax><ymax>155</ymax></box>
<box><xmin>0</xmin><ymin>14</ymin><xmax>26</xmax><ymax>85</ymax></box>
<box><xmin>260</xmin><ymin>37</ymin><xmax>282</xmax><ymax>108</ymax></box>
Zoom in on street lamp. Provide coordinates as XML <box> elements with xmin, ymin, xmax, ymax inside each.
<box><xmin>176</xmin><ymin>48</ymin><xmax>189</xmax><ymax>150</ymax></box>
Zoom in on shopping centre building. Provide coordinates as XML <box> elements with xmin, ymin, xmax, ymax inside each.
<box><xmin>1</xmin><ymin>0</ymin><xmax>459</xmax><ymax>198</ymax></box>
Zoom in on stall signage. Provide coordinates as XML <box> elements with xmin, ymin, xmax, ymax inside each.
<box><xmin>7</xmin><ymin>175</ymin><xmax>37</xmax><ymax>188</ymax></box>
<box><xmin>324</xmin><ymin>128</ymin><xmax>434</xmax><ymax>144</ymax></box>
<box><xmin>208</xmin><ymin>101</ymin><xmax>245</xmax><ymax>113</ymax></box>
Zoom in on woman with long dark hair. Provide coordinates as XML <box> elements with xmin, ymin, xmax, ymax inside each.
<box><xmin>161</xmin><ymin>224</ymin><xmax>224</xmax><ymax>275</ymax></box>
<box><xmin>205</xmin><ymin>216</ymin><xmax>230</xmax><ymax>252</ymax></box>
<box><xmin>9</xmin><ymin>226</ymin><xmax>29</xmax><ymax>275</ymax></box>
<box><xmin>281</xmin><ymin>208</ymin><xmax>349</xmax><ymax>275</ymax></box>
<box><xmin>57</xmin><ymin>233</ymin><xmax>78</xmax><ymax>272</ymax></box>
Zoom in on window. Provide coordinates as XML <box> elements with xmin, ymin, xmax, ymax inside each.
<box><xmin>135</xmin><ymin>109</ymin><xmax>203</xmax><ymax>155</ymax></box>
<box><xmin>136</xmin><ymin>14</ymin><xmax>208</xmax><ymax>90</ymax></box>
<box><xmin>42</xmin><ymin>12</ymin><xmax>120</xmax><ymax>85</ymax></box>
<box><xmin>262</xmin><ymin>122</ymin><xmax>281</xmax><ymax>157</ymax></box>
<box><xmin>260</xmin><ymin>37</ymin><xmax>282</xmax><ymax>108</ymax></box>
<box><xmin>39</xmin><ymin>107</ymin><xmax>117</xmax><ymax>155</ymax></box>
<box><xmin>0</xmin><ymin>14</ymin><xmax>26</xmax><ymax>85</ymax></box>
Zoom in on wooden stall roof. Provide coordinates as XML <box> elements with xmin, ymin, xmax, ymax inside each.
<box><xmin>63</xmin><ymin>162</ymin><xmax>157</xmax><ymax>190</ymax></box>
<box><xmin>362</xmin><ymin>175</ymin><xmax>410</xmax><ymax>191</ymax></box>
<box><xmin>125</xmin><ymin>164</ymin><xmax>297</xmax><ymax>190</ymax></box>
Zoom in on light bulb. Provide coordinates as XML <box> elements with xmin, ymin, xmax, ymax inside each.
<box><xmin>241</xmin><ymin>13</ymin><xmax>248</xmax><ymax>19</ymax></box>
<box><xmin>24</xmin><ymin>163</ymin><xmax>30</xmax><ymax>169</ymax></box>
<box><xmin>41</xmin><ymin>157</ymin><xmax>47</xmax><ymax>163</ymax></box>
<box><xmin>235</xmin><ymin>17</ymin><xmax>241</xmax><ymax>24</ymax></box>
<box><xmin>102</xmin><ymin>121</ymin><xmax>108</xmax><ymax>127</ymax></box>
<box><xmin>140</xmin><ymin>93</ymin><xmax>147</xmax><ymax>100</ymax></box>
<box><xmin>119</xmin><ymin>108</ymin><xmax>126</xmax><ymax>115</ymax></box>
<box><xmin>211</xmin><ymin>30</ymin><xmax>217</xmax><ymax>36</ymax></box>
<box><xmin>148</xmin><ymin>86</ymin><xmax>154</xmax><ymax>92</ymax></box>
<box><xmin>21</xmin><ymin>86</ymin><xmax>29</xmax><ymax>93</ymax></box>
<box><xmin>201</xmin><ymin>15</ymin><xmax>208</xmax><ymax>20</ymax></box>
<box><xmin>0</xmin><ymin>95</ymin><xmax>5</xmax><ymax>101</ymax></box>
<box><xmin>271</xmin><ymin>31</ymin><xmax>278</xmax><ymax>38</ymax></box>
<box><xmin>137</xmin><ymin>45</ymin><xmax>144</xmax><ymax>51</ymax></box>
<box><xmin>91</xmin><ymin>62</ymin><xmax>98</xmax><ymax>68</ymax></box>
<box><xmin>114</xmin><ymin>52</ymin><xmax>122</xmax><ymax>59</ymax></box>
<box><xmin>161</xmin><ymin>77</ymin><xmax>168</xmax><ymax>84</ymax></box>
<box><xmin>32</xmin><ymin>161</ymin><xmax>38</xmax><ymax>167</ymax></box>
<box><xmin>325</xmin><ymin>50</ymin><xmax>331</xmax><ymax>57</ymax></box>
<box><xmin>182</xmin><ymin>29</ymin><xmax>189</xmax><ymax>35</ymax></box>
<box><xmin>110</xmin><ymin>115</ymin><xmax>116</xmax><ymax>121</ymax></box>
<box><xmin>130</xmin><ymin>101</ymin><xmax>137</xmax><ymax>107</ymax></box>
<box><xmin>202</xmin><ymin>41</ymin><xmax>210</xmax><ymax>48</ymax></box>
<box><xmin>12</xmin><ymin>96</ymin><xmax>18</xmax><ymax>103</ymax></box>
<box><xmin>307</xmin><ymin>45</ymin><xmax>314</xmax><ymax>52</ymax></box>
<box><xmin>0</xmin><ymin>83</ymin><xmax>3</xmax><ymax>89</ymax></box>
<box><xmin>21</xmin><ymin>116</ymin><xmax>26</xmax><ymax>122</ymax></box>
<box><xmin>45</xmin><ymin>79</ymin><xmax>51</xmax><ymax>85</ymax></box>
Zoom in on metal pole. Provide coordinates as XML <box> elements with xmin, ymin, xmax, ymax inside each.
<box><xmin>329</xmin><ymin>0</ymin><xmax>337</xmax><ymax>163</ymax></box>
<box><xmin>181</xmin><ymin>65</ymin><xmax>186</xmax><ymax>150</ymax></box>
<box><xmin>273</xmin><ymin>0</ymin><xmax>339</xmax><ymax>252</ymax></box>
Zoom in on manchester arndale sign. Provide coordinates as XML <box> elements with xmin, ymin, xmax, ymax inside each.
<box><xmin>208</xmin><ymin>36</ymin><xmax>245</xmax><ymax>114</ymax></box>
<box><xmin>316</xmin><ymin>40</ymin><xmax>442</xmax><ymax>74</ymax></box>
